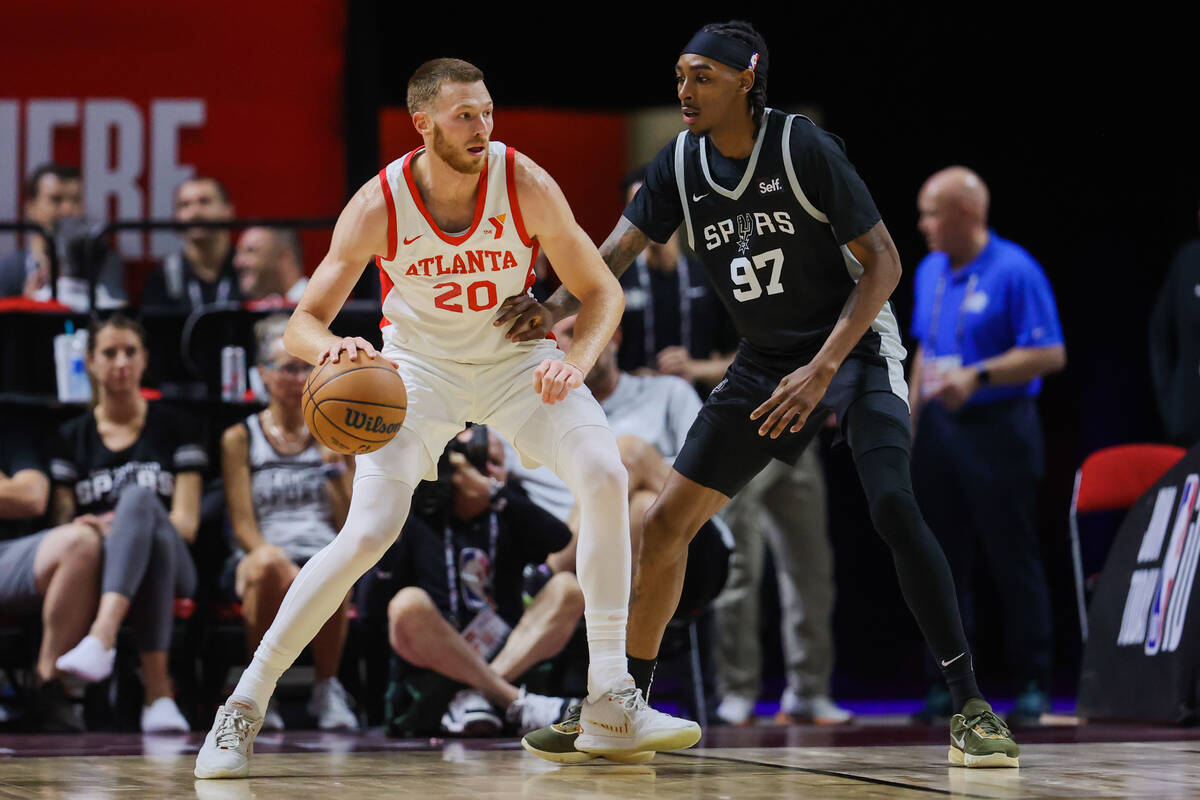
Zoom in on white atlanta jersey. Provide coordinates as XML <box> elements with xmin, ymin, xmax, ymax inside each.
<box><xmin>375</xmin><ymin>141</ymin><xmax>540</xmax><ymax>363</ymax></box>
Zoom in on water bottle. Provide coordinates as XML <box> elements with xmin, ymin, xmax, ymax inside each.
<box><xmin>53</xmin><ymin>321</ymin><xmax>91</xmax><ymax>403</ymax></box>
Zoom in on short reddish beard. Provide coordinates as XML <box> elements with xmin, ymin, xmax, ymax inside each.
<box><xmin>431</xmin><ymin>122</ymin><xmax>487</xmax><ymax>175</ymax></box>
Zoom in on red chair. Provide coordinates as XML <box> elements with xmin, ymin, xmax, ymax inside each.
<box><xmin>1070</xmin><ymin>444</ymin><xmax>1187</xmax><ymax>641</ymax></box>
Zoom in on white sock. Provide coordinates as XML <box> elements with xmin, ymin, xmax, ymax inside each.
<box><xmin>232</xmin><ymin>474</ymin><xmax>415</xmax><ymax>710</ymax></box>
<box><xmin>584</xmin><ymin>608</ymin><xmax>629</xmax><ymax>701</ymax></box>
<box><xmin>550</xmin><ymin>427</ymin><xmax>632</xmax><ymax>702</ymax></box>
<box><xmin>55</xmin><ymin>635</ymin><xmax>115</xmax><ymax>683</ymax></box>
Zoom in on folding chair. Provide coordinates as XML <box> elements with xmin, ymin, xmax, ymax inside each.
<box><xmin>1069</xmin><ymin>443</ymin><xmax>1186</xmax><ymax>641</ymax></box>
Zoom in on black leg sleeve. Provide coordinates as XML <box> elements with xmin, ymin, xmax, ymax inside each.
<box><xmin>846</xmin><ymin>396</ymin><xmax>982</xmax><ymax>709</ymax></box>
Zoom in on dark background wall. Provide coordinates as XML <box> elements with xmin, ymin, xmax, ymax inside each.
<box><xmin>359</xmin><ymin>5</ymin><xmax>1196</xmax><ymax>699</ymax></box>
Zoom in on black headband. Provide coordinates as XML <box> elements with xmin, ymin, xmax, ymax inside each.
<box><xmin>680</xmin><ymin>31</ymin><xmax>768</xmax><ymax>79</ymax></box>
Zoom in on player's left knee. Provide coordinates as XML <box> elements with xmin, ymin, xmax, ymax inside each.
<box><xmin>867</xmin><ymin>486</ymin><xmax>921</xmax><ymax>546</ymax></box>
<box><xmin>641</xmin><ymin>501</ymin><xmax>694</xmax><ymax>556</ymax></box>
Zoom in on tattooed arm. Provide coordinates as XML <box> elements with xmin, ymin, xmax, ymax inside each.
<box><xmin>493</xmin><ymin>216</ymin><xmax>650</xmax><ymax>341</ymax></box>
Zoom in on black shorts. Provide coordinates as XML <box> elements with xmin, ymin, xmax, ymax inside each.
<box><xmin>674</xmin><ymin>353</ymin><xmax>912</xmax><ymax>497</ymax></box>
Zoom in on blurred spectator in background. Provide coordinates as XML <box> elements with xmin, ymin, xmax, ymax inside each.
<box><xmin>909</xmin><ymin>166</ymin><xmax>1065</xmax><ymax>725</ymax></box>
<box><xmin>49</xmin><ymin>314</ymin><xmax>207</xmax><ymax>732</ymax></box>
<box><xmin>0</xmin><ymin>422</ymin><xmax>101</xmax><ymax>731</ymax></box>
<box><xmin>617</xmin><ymin>168</ymin><xmax>737</xmax><ymax>390</ymax></box>
<box><xmin>234</xmin><ymin>227</ymin><xmax>309</xmax><ymax>307</ymax></box>
<box><xmin>141</xmin><ymin>177</ymin><xmax>240</xmax><ymax>308</ymax></box>
<box><xmin>385</xmin><ymin>426</ymin><xmax>580</xmax><ymax>737</ymax></box>
<box><xmin>1149</xmin><ymin>203</ymin><xmax>1200</xmax><ymax>447</ymax></box>
<box><xmin>507</xmin><ymin>317</ymin><xmax>731</xmax><ymax>690</ymax></box>
<box><xmin>219</xmin><ymin>315</ymin><xmax>357</xmax><ymax>731</ymax></box>
<box><xmin>714</xmin><ymin>447</ymin><xmax>850</xmax><ymax>727</ymax></box>
<box><xmin>0</xmin><ymin>163</ymin><xmax>124</xmax><ymax>309</ymax></box>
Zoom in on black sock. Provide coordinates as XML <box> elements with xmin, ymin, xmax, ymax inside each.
<box><xmin>628</xmin><ymin>655</ymin><xmax>657</xmax><ymax>699</ymax></box>
<box><xmin>942</xmin><ymin>656</ymin><xmax>982</xmax><ymax>712</ymax></box>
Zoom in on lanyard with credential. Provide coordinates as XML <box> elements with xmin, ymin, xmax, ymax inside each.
<box><xmin>443</xmin><ymin>511</ymin><xmax>500</xmax><ymax>627</ymax></box>
<box><xmin>635</xmin><ymin>255</ymin><xmax>692</xmax><ymax>363</ymax></box>
<box><xmin>927</xmin><ymin>271</ymin><xmax>979</xmax><ymax>355</ymax></box>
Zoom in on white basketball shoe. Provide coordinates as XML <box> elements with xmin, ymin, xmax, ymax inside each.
<box><xmin>574</xmin><ymin>677</ymin><xmax>701</xmax><ymax>756</ymax></box>
<box><xmin>194</xmin><ymin>698</ymin><xmax>265</xmax><ymax>779</ymax></box>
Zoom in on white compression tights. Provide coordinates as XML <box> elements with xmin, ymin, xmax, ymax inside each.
<box><xmin>541</xmin><ymin>424</ymin><xmax>632</xmax><ymax>700</ymax></box>
<box><xmin>232</xmin><ymin>472</ymin><xmax>414</xmax><ymax>710</ymax></box>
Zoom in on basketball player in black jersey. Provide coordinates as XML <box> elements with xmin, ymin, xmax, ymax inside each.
<box><xmin>502</xmin><ymin>21</ymin><xmax>1020</xmax><ymax>767</ymax></box>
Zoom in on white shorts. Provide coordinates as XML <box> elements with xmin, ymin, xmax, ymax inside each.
<box><xmin>355</xmin><ymin>338</ymin><xmax>611</xmax><ymax>485</ymax></box>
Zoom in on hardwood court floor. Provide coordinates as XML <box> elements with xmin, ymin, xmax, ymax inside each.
<box><xmin>2</xmin><ymin>725</ymin><xmax>1199</xmax><ymax>799</ymax></box>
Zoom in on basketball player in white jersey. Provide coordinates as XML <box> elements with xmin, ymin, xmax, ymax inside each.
<box><xmin>195</xmin><ymin>58</ymin><xmax>699</xmax><ymax>779</ymax></box>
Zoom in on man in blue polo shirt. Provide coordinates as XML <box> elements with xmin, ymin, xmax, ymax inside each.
<box><xmin>909</xmin><ymin>166</ymin><xmax>1066</xmax><ymax>726</ymax></box>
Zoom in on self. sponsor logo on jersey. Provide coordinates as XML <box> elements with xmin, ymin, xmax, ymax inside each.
<box><xmin>759</xmin><ymin>177</ymin><xmax>783</xmax><ymax>195</ymax></box>
<box><xmin>704</xmin><ymin>211</ymin><xmax>794</xmax><ymax>251</ymax></box>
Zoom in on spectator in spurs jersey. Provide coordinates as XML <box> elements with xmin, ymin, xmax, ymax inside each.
<box><xmin>219</xmin><ymin>315</ymin><xmax>358</xmax><ymax>730</ymax></box>
<box><xmin>141</xmin><ymin>177</ymin><xmax>241</xmax><ymax>309</ymax></box>
<box><xmin>49</xmin><ymin>314</ymin><xmax>207</xmax><ymax>733</ymax></box>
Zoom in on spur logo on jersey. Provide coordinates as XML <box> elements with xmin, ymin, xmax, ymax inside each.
<box><xmin>758</xmin><ymin>176</ymin><xmax>783</xmax><ymax>195</ymax></box>
<box><xmin>343</xmin><ymin>409</ymin><xmax>402</xmax><ymax>435</ymax></box>
<box><xmin>704</xmin><ymin>211</ymin><xmax>794</xmax><ymax>251</ymax></box>
<box><xmin>402</xmin><ymin>249</ymin><xmax>521</xmax><ymax>277</ymax></box>
<box><xmin>1115</xmin><ymin>473</ymin><xmax>1200</xmax><ymax>654</ymax></box>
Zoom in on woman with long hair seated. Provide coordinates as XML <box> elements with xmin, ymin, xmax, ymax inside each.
<box><xmin>50</xmin><ymin>314</ymin><xmax>206</xmax><ymax>732</ymax></box>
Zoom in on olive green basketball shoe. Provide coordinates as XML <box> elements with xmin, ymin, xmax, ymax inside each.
<box><xmin>949</xmin><ymin>698</ymin><xmax>1021</xmax><ymax>768</ymax></box>
<box><xmin>521</xmin><ymin>703</ymin><xmax>654</xmax><ymax>765</ymax></box>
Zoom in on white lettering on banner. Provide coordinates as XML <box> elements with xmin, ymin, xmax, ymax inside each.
<box><xmin>1118</xmin><ymin>568</ymin><xmax>1159</xmax><ymax>646</ymax></box>
<box><xmin>0</xmin><ymin>101</ymin><xmax>16</xmax><ymax>254</ymax></box>
<box><xmin>84</xmin><ymin>100</ymin><xmax>143</xmax><ymax>258</ymax></box>
<box><xmin>1144</xmin><ymin>474</ymin><xmax>1198</xmax><ymax>655</ymax></box>
<box><xmin>0</xmin><ymin>98</ymin><xmax>206</xmax><ymax>259</ymax></box>
<box><xmin>150</xmin><ymin>100</ymin><xmax>205</xmax><ymax>258</ymax></box>
<box><xmin>1164</xmin><ymin>498</ymin><xmax>1200</xmax><ymax>652</ymax></box>
<box><xmin>1138</xmin><ymin>485</ymin><xmax>1178</xmax><ymax>563</ymax></box>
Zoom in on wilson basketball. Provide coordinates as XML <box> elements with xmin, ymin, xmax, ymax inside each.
<box><xmin>303</xmin><ymin>353</ymin><xmax>407</xmax><ymax>455</ymax></box>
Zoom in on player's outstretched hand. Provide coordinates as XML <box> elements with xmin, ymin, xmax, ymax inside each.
<box><xmin>317</xmin><ymin>336</ymin><xmax>398</xmax><ymax>368</ymax></box>
<box><xmin>533</xmin><ymin>358</ymin><xmax>584</xmax><ymax>405</ymax></box>
<box><xmin>494</xmin><ymin>294</ymin><xmax>553</xmax><ymax>342</ymax></box>
<box><xmin>750</xmin><ymin>361</ymin><xmax>837</xmax><ymax>438</ymax></box>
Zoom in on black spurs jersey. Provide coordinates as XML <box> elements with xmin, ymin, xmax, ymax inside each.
<box><xmin>624</xmin><ymin>108</ymin><xmax>906</xmax><ymax>371</ymax></box>
<box><xmin>51</xmin><ymin>403</ymin><xmax>209</xmax><ymax>516</ymax></box>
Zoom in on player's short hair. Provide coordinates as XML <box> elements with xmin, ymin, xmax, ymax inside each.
<box><xmin>406</xmin><ymin>58</ymin><xmax>485</xmax><ymax>114</ymax></box>
<box><xmin>24</xmin><ymin>163</ymin><xmax>80</xmax><ymax>201</ymax></box>
<box><xmin>700</xmin><ymin>20</ymin><xmax>769</xmax><ymax>125</ymax></box>
<box><xmin>254</xmin><ymin>313</ymin><xmax>291</xmax><ymax>366</ymax></box>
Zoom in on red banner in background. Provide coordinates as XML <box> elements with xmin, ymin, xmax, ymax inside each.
<box><xmin>379</xmin><ymin>108</ymin><xmax>628</xmax><ymax>247</ymax></box>
<box><xmin>0</xmin><ymin>1</ymin><xmax>346</xmax><ymax>267</ymax></box>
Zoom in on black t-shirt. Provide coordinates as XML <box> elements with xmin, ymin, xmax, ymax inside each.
<box><xmin>141</xmin><ymin>250</ymin><xmax>241</xmax><ymax>309</ymax></box>
<box><xmin>50</xmin><ymin>404</ymin><xmax>209</xmax><ymax>516</ymax></box>
<box><xmin>617</xmin><ymin>254</ymin><xmax>738</xmax><ymax>373</ymax></box>
<box><xmin>624</xmin><ymin>109</ymin><xmax>902</xmax><ymax>370</ymax></box>
<box><xmin>391</xmin><ymin>487</ymin><xmax>572</xmax><ymax>629</ymax></box>
<box><xmin>0</xmin><ymin>423</ymin><xmax>47</xmax><ymax>541</ymax></box>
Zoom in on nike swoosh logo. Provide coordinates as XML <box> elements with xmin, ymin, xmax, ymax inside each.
<box><xmin>940</xmin><ymin>652</ymin><xmax>966</xmax><ymax>668</ymax></box>
<box><xmin>691</xmin><ymin>193</ymin><xmax>709</xmax><ymax>202</ymax></box>
<box><xmin>951</xmin><ymin>733</ymin><xmax>965</xmax><ymax>748</ymax></box>
<box><xmin>403</xmin><ymin>234</ymin><xmax>422</xmax><ymax>245</ymax></box>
